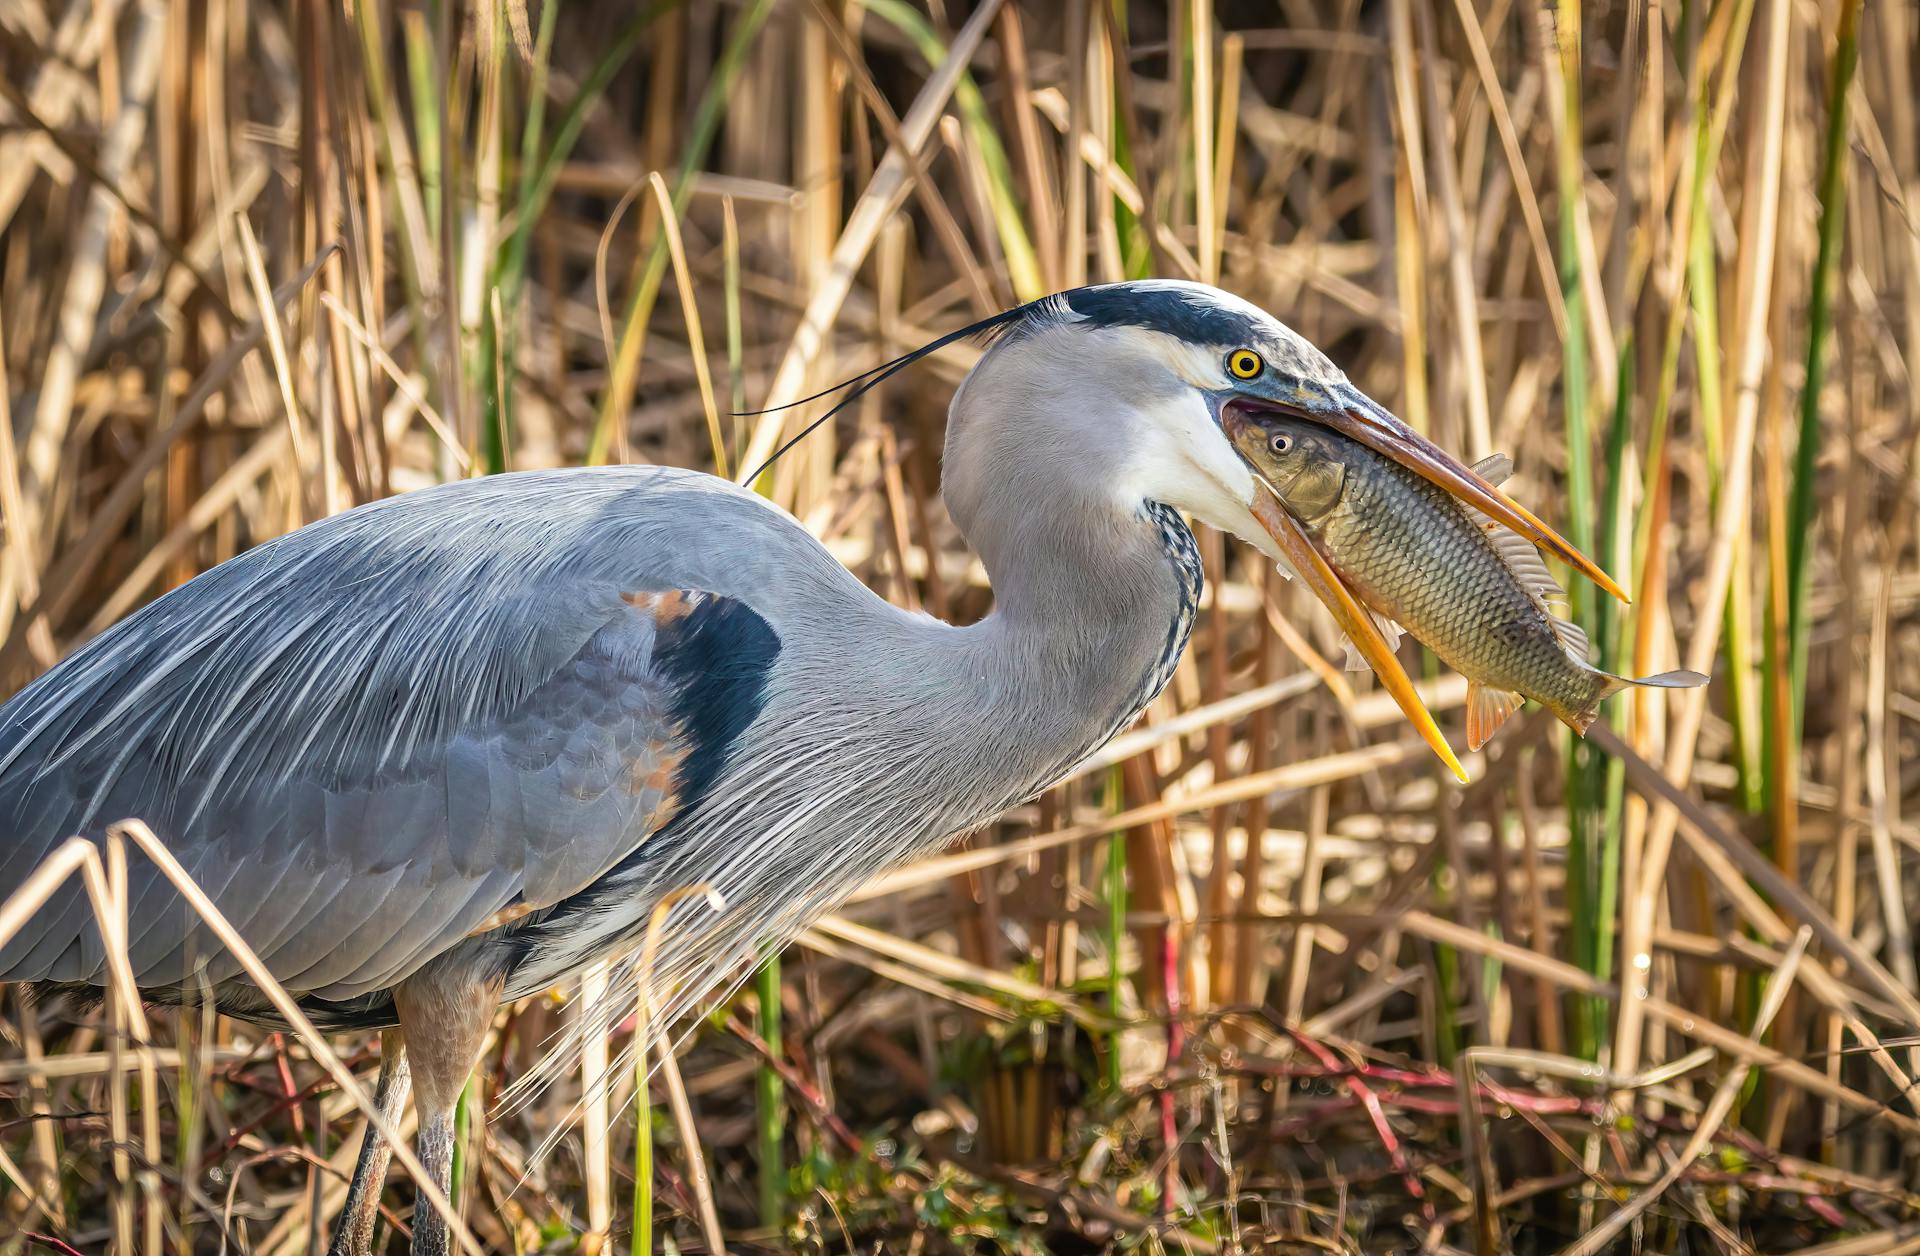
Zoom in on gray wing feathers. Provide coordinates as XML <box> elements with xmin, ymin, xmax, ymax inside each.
<box><xmin>0</xmin><ymin>469</ymin><xmax>758</xmax><ymax>998</ymax></box>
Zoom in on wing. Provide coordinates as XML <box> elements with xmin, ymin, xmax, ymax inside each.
<box><xmin>0</xmin><ymin>480</ymin><xmax>781</xmax><ymax>1001</ymax></box>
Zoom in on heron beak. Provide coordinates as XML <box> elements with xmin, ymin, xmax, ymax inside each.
<box><xmin>1242</xmin><ymin>486</ymin><xmax>1469</xmax><ymax>783</ymax></box>
<box><xmin>1236</xmin><ymin>387</ymin><xmax>1631</xmax><ymax>605</ymax></box>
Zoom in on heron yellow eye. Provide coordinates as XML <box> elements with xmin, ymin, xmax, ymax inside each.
<box><xmin>1227</xmin><ymin>349</ymin><xmax>1263</xmax><ymax>380</ymax></box>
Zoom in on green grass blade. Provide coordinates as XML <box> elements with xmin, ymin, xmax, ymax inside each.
<box><xmin>450</xmin><ymin>1076</ymin><xmax>473</xmax><ymax>1219</ymax></box>
<box><xmin>1784</xmin><ymin>0</ymin><xmax>1861</xmax><ymax>741</ymax></box>
<box><xmin>496</xmin><ymin>1</ymin><xmax>668</xmax><ymax>307</ymax></box>
<box><xmin>633</xmin><ymin>1048</ymin><xmax>654</xmax><ymax>1253</ymax></box>
<box><xmin>1551</xmin><ymin>0</ymin><xmax>1604</xmax><ymax>1059</ymax></box>
<box><xmin>1106</xmin><ymin>1</ymin><xmax>1152</xmax><ymax>279</ymax></box>
<box><xmin>1686</xmin><ymin>84</ymin><xmax>1764</xmax><ymax>815</ymax></box>
<box><xmin>755</xmin><ymin>951</ymin><xmax>786</xmax><ymax>1232</ymax></box>
<box><xmin>1590</xmin><ymin>342</ymin><xmax>1634</xmax><ymax>1001</ymax></box>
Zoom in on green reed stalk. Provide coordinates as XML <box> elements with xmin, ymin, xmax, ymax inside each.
<box><xmin>755</xmin><ymin>950</ymin><xmax>786</xmax><ymax>1231</ymax></box>
<box><xmin>449</xmin><ymin>1076</ymin><xmax>473</xmax><ymax>1219</ymax></box>
<box><xmin>1590</xmin><ymin>344</ymin><xmax>1634</xmax><ymax>1002</ymax></box>
<box><xmin>724</xmin><ymin>196</ymin><xmax>746</xmax><ymax>459</ymax></box>
<box><xmin>1106</xmin><ymin>2</ymin><xmax>1152</xmax><ymax>279</ymax></box>
<box><xmin>633</xmin><ymin>1034</ymin><xmax>655</xmax><ymax>1253</ymax></box>
<box><xmin>1551</xmin><ymin>0</ymin><xmax>1604</xmax><ymax>1059</ymax></box>
<box><xmin>1784</xmin><ymin>0</ymin><xmax>1861</xmax><ymax>741</ymax></box>
<box><xmin>355</xmin><ymin>1</ymin><xmax>435</xmax><ymax>407</ymax></box>
<box><xmin>1692</xmin><ymin>192</ymin><xmax>1762</xmax><ymax>812</ymax></box>
<box><xmin>482</xmin><ymin>0</ymin><xmax>666</xmax><ymax>470</ymax></box>
<box><xmin>402</xmin><ymin>21</ymin><xmax>442</xmax><ymax>258</ymax></box>
<box><xmin>477</xmin><ymin>0</ymin><xmax>559</xmax><ymax>473</ymax></box>
<box><xmin>473</xmin><ymin>1</ymin><xmax>512</xmax><ymax>474</ymax></box>
<box><xmin>863</xmin><ymin>0</ymin><xmax>1043</xmax><ymax>300</ymax></box>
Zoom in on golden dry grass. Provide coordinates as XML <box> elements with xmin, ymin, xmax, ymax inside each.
<box><xmin>2</xmin><ymin>0</ymin><xmax>1919</xmax><ymax>1252</ymax></box>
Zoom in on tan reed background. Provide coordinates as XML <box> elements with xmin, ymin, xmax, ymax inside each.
<box><xmin>1</xmin><ymin>0</ymin><xmax>1918</xmax><ymax>1251</ymax></box>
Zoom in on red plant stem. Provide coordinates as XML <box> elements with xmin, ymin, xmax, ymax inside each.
<box><xmin>209</xmin><ymin>1046</ymin><xmax>378</xmax><ymax>1160</ymax></box>
<box><xmin>269</xmin><ymin>1032</ymin><xmax>307</xmax><ymax>1138</ymax></box>
<box><xmin>727</xmin><ymin>1015</ymin><xmax>860</xmax><ymax>1153</ymax></box>
<box><xmin>1282</xmin><ymin>1029</ymin><xmax>1426</xmax><ymax>1207</ymax></box>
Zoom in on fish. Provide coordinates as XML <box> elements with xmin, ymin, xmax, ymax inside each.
<box><xmin>1225</xmin><ymin>410</ymin><xmax>1707</xmax><ymax>750</ymax></box>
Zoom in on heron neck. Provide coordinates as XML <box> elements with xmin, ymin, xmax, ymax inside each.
<box><xmin>955</xmin><ymin>495</ymin><xmax>1201</xmax><ymax>795</ymax></box>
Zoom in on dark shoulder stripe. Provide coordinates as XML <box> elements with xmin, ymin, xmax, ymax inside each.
<box><xmin>650</xmin><ymin>593</ymin><xmax>780</xmax><ymax>812</ymax></box>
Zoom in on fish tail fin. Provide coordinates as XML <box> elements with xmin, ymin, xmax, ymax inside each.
<box><xmin>1601</xmin><ymin>668</ymin><xmax>1711</xmax><ymax>695</ymax></box>
<box><xmin>1465</xmin><ymin>680</ymin><xmax>1525</xmax><ymax>751</ymax></box>
<box><xmin>1563</xmin><ymin>668</ymin><xmax>1711</xmax><ymax>737</ymax></box>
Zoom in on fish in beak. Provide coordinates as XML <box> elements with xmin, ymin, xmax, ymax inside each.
<box><xmin>1239</xmin><ymin>387</ymin><xmax>1631</xmax><ymax>604</ymax></box>
<box><xmin>1243</xmin><ymin>481</ymin><xmax>1471</xmax><ymax>782</ymax></box>
<box><xmin>1224</xmin><ymin>386</ymin><xmax>1629</xmax><ymax>784</ymax></box>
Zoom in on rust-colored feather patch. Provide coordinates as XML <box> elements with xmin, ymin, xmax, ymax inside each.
<box><xmin>622</xmin><ymin>589</ymin><xmax>704</xmax><ymax>624</ymax></box>
<box><xmin>467</xmin><ymin>898</ymin><xmax>539</xmax><ymax>936</ymax></box>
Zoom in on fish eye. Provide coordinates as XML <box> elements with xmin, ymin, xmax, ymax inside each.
<box><xmin>1268</xmin><ymin>432</ymin><xmax>1294</xmax><ymax>455</ymax></box>
<box><xmin>1227</xmin><ymin>349</ymin><xmax>1263</xmax><ymax>379</ymax></box>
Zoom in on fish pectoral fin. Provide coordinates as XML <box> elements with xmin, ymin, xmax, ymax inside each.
<box><xmin>1341</xmin><ymin>609</ymin><xmax>1404</xmax><ymax>672</ymax></box>
<box><xmin>1470</xmin><ymin>452</ymin><xmax>1515</xmax><ymax>486</ymax></box>
<box><xmin>1465</xmin><ymin>680</ymin><xmax>1525</xmax><ymax>751</ymax></box>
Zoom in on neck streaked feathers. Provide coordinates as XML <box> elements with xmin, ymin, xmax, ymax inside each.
<box><xmin>495</xmin><ymin>500</ymin><xmax>1203</xmax><ymax>1086</ymax></box>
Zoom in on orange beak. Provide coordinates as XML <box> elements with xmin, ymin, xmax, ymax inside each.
<box><xmin>1244</xmin><ymin>487</ymin><xmax>1470</xmax><ymax>784</ymax></box>
<box><xmin>1223</xmin><ymin>389</ymin><xmax>1623</xmax><ymax>782</ymax></box>
<box><xmin>1261</xmin><ymin>389</ymin><xmax>1631</xmax><ymax>605</ymax></box>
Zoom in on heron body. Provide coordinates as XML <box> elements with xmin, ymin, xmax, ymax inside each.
<box><xmin>0</xmin><ymin>281</ymin><xmax>1609</xmax><ymax>1253</ymax></box>
<box><xmin>0</xmin><ymin>461</ymin><xmax>1197</xmax><ymax>1006</ymax></box>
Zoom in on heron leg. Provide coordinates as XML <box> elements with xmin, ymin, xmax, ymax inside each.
<box><xmin>328</xmin><ymin>1028</ymin><xmax>411</xmax><ymax>1256</ymax></box>
<box><xmin>410</xmin><ymin>1108</ymin><xmax>456</xmax><ymax>1256</ymax></box>
<box><xmin>393</xmin><ymin>962</ymin><xmax>500</xmax><ymax>1256</ymax></box>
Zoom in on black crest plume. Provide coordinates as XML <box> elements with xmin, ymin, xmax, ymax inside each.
<box><xmin>738</xmin><ymin>296</ymin><xmax>1059</xmax><ymax>483</ymax></box>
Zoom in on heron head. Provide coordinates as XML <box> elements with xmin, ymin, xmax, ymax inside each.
<box><xmin>944</xmin><ymin>279</ymin><xmax>1625</xmax><ymax>778</ymax></box>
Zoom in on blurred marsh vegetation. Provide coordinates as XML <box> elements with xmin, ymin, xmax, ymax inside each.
<box><xmin>3</xmin><ymin>0</ymin><xmax>1920</xmax><ymax>1251</ymax></box>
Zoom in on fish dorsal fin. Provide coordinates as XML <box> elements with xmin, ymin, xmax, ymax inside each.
<box><xmin>1471</xmin><ymin>453</ymin><xmax>1514</xmax><ymax>486</ymax></box>
<box><xmin>1340</xmin><ymin>608</ymin><xmax>1405</xmax><ymax>672</ymax></box>
<box><xmin>1465</xmin><ymin>680</ymin><xmax>1525</xmax><ymax>750</ymax></box>
<box><xmin>1475</xmin><ymin>514</ymin><xmax>1589</xmax><ymax>656</ymax></box>
<box><xmin>1477</xmin><ymin>517</ymin><xmax>1563</xmax><ymax>603</ymax></box>
<box><xmin>1470</xmin><ymin>450</ymin><xmax>1589</xmax><ymax>659</ymax></box>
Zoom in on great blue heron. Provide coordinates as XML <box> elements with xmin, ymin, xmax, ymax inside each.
<box><xmin>0</xmin><ymin>280</ymin><xmax>1619</xmax><ymax>1253</ymax></box>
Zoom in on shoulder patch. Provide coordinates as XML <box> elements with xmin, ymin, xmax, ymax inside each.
<box><xmin>648</xmin><ymin>592</ymin><xmax>781</xmax><ymax>814</ymax></box>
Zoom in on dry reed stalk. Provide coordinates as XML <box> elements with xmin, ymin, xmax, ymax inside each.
<box><xmin>578</xmin><ymin>964</ymin><xmax>612</xmax><ymax>1247</ymax></box>
<box><xmin>1559</xmin><ymin>928</ymin><xmax>1812</xmax><ymax>1256</ymax></box>
<box><xmin>0</xmin><ymin>242</ymin><xmax>337</xmax><ymax>677</ymax></box>
<box><xmin>647</xmin><ymin>173</ymin><xmax>728</xmax><ymax>478</ymax></box>
<box><xmin>1411</xmin><ymin>0</ymin><xmax>1492</xmax><ymax>460</ymax></box>
<box><xmin>6</xmin><ymin>2</ymin><xmax>1920</xmax><ymax>1247</ymax></box>
<box><xmin>653</xmin><ymin>1034</ymin><xmax>726</xmax><ymax>1254</ymax></box>
<box><xmin>0</xmin><ymin>304</ymin><xmax>54</xmax><ymax>669</ymax></box>
<box><xmin>18</xmin><ymin>0</ymin><xmax>166</xmax><ymax>519</ymax></box>
<box><xmin>737</xmin><ymin>0</ymin><xmax>1009</xmax><ymax>481</ymax></box>
<box><xmin>849</xmin><ymin>738</ymin><xmax>1425</xmax><ymax>904</ymax></box>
